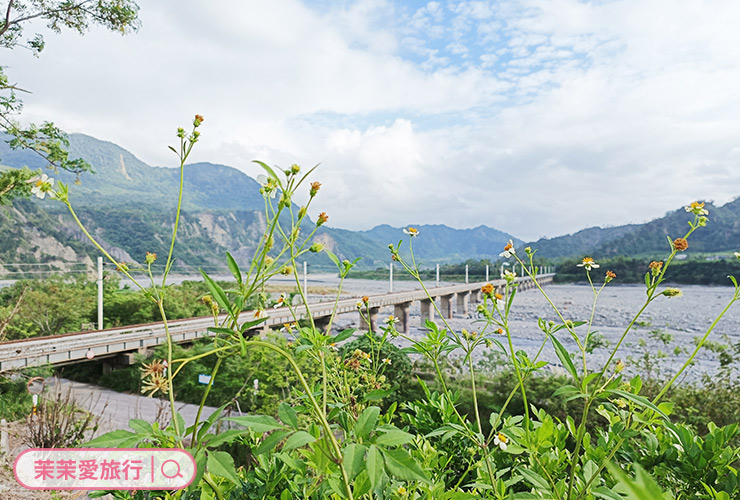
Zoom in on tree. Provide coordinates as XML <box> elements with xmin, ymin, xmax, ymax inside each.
<box><xmin>0</xmin><ymin>0</ymin><xmax>140</xmax><ymax>203</ymax></box>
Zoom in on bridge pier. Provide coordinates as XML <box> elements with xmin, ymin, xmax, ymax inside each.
<box><xmin>394</xmin><ymin>302</ymin><xmax>411</xmax><ymax>334</ymax></box>
<box><xmin>456</xmin><ymin>292</ymin><xmax>469</xmax><ymax>316</ymax></box>
<box><xmin>420</xmin><ymin>298</ymin><xmax>435</xmax><ymax>322</ymax></box>
<box><xmin>360</xmin><ymin>307</ymin><xmax>380</xmax><ymax>332</ymax></box>
<box><xmin>314</xmin><ymin>316</ymin><xmax>331</xmax><ymax>332</ymax></box>
<box><xmin>440</xmin><ymin>294</ymin><xmax>454</xmax><ymax>319</ymax></box>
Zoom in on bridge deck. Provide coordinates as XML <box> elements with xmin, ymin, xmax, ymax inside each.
<box><xmin>0</xmin><ymin>275</ymin><xmax>553</xmax><ymax>372</ymax></box>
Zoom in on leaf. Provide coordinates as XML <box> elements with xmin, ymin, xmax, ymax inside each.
<box><xmin>355</xmin><ymin>406</ymin><xmax>380</xmax><ymax>440</ymax></box>
<box><xmin>207</xmin><ymin>327</ymin><xmax>237</xmax><ymax>336</ymax></box>
<box><xmin>549</xmin><ymin>333</ymin><xmax>579</xmax><ymax>380</ymax></box>
<box><xmin>366</xmin><ymin>445</ymin><xmax>384</xmax><ymax>490</ymax></box>
<box><xmin>607</xmin><ymin>462</ymin><xmax>671</xmax><ymax>500</ymax></box>
<box><xmin>200</xmin><ymin>269</ymin><xmax>233</xmax><ymax>321</ymax></box>
<box><xmin>84</xmin><ymin>429</ymin><xmax>143</xmax><ymax>448</ymax></box>
<box><xmin>342</xmin><ymin>443</ymin><xmax>367</xmax><ymax>480</ymax></box>
<box><xmin>517</xmin><ymin>469</ymin><xmax>551</xmax><ymax>492</ymax></box>
<box><xmin>278</xmin><ymin>403</ymin><xmax>298</xmax><ymax>429</ymax></box>
<box><xmin>282</xmin><ymin>431</ymin><xmax>316</xmax><ymax>450</ymax></box>
<box><xmin>333</xmin><ymin>328</ymin><xmax>355</xmax><ymax>343</ymax></box>
<box><xmin>226</xmin><ymin>415</ymin><xmax>286</xmax><ymax>433</ymax></box>
<box><xmin>375</xmin><ymin>428</ymin><xmax>414</xmax><ymax>447</ymax></box>
<box><xmin>253</xmin><ymin>160</ymin><xmax>283</xmax><ymax>189</ymax></box>
<box><xmin>254</xmin><ymin>430</ymin><xmax>292</xmax><ymax>455</ymax></box>
<box><xmin>381</xmin><ymin>448</ymin><xmax>430</xmax><ymax>484</ymax></box>
<box><xmin>127</xmin><ymin>419</ymin><xmax>152</xmax><ymax>435</ymax></box>
<box><xmin>226</xmin><ymin>251</ymin><xmax>242</xmax><ymax>285</ymax></box>
<box><xmin>608</xmin><ymin>389</ymin><xmax>668</xmax><ymax>419</ymax></box>
<box><xmin>207</xmin><ymin>450</ymin><xmax>240</xmax><ymax>485</ymax></box>
<box><xmin>325</xmin><ymin>250</ymin><xmax>341</xmax><ymax>269</ymax></box>
<box><xmin>203</xmin><ymin>429</ymin><xmax>247</xmax><ymax>448</ymax></box>
<box><xmin>552</xmin><ymin>385</ymin><xmax>580</xmax><ymax>398</ymax></box>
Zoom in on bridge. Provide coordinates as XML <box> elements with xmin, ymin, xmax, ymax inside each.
<box><xmin>0</xmin><ymin>275</ymin><xmax>553</xmax><ymax>372</ymax></box>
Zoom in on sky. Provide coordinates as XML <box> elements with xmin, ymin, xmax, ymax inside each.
<box><xmin>4</xmin><ymin>0</ymin><xmax>740</xmax><ymax>241</ymax></box>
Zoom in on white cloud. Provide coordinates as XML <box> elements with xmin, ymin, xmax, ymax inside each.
<box><xmin>3</xmin><ymin>0</ymin><xmax>740</xmax><ymax>242</ymax></box>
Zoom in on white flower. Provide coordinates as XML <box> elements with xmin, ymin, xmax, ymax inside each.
<box><xmin>499</xmin><ymin>240</ymin><xmax>515</xmax><ymax>258</ymax></box>
<box><xmin>577</xmin><ymin>257</ymin><xmax>599</xmax><ymax>271</ymax></box>
<box><xmin>403</xmin><ymin>227</ymin><xmax>419</xmax><ymax>237</ymax></box>
<box><xmin>28</xmin><ymin>174</ymin><xmax>55</xmax><ymax>199</ymax></box>
<box><xmin>734</xmin><ymin>252</ymin><xmax>740</xmax><ymax>260</ymax></box>
<box><xmin>256</xmin><ymin>174</ymin><xmax>276</xmax><ymax>198</ymax></box>
<box><xmin>273</xmin><ymin>294</ymin><xmax>287</xmax><ymax>308</ymax></box>
<box><xmin>493</xmin><ymin>432</ymin><xmax>508</xmax><ymax>451</ymax></box>
<box><xmin>382</xmin><ymin>358</ymin><xmax>391</xmax><ymax>365</ymax></box>
<box><xmin>502</xmin><ymin>270</ymin><xmax>517</xmax><ymax>282</ymax></box>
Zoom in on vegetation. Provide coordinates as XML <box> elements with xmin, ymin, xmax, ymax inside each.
<box><xmin>0</xmin><ymin>0</ymin><xmax>140</xmax><ymax>204</ymax></box>
<box><xmin>7</xmin><ymin>120</ymin><xmax>740</xmax><ymax>500</ymax></box>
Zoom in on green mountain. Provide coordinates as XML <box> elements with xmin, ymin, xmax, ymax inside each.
<box><xmin>0</xmin><ymin>133</ymin><xmax>520</xmax><ymax>276</ymax></box>
<box><xmin>527</xmin><ymin>200</ymin><xmax>740</xmax><ymax>260</ymax></box>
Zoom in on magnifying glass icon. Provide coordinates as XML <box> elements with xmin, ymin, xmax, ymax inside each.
<box><xmin>160</xmin><ymin>459</ymin><xmax>183</xmax><ymax>479</ymax></box>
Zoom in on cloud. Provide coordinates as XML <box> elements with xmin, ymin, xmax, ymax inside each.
<box><xmin>4</xmin><ymin>0</ymin><xmax>740</xmax><ymax>241</ymax></box>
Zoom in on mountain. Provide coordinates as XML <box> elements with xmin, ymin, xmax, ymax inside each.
<box><xmin>527</xmin><ymin>200</ymin><xmax>740</xmax><ymax>260</ymax></box>
<box><xmin>0</xmin><ymin>133</ymin><xmax>519</xmax><ymax>275</ymax></box>
<box><xmin>361</xmin><ymin>224</ymin><xmax>522</xmax><ymax>265</ymax></box>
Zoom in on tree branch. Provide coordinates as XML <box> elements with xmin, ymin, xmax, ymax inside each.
<box><xmin>0</xmin><ymin>0</ymin><xmax>14</xmax><ymax>37</ymax></box>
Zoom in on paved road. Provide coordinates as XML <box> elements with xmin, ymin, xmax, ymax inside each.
<box><xmin>48</xmin><ymin>378</ymin><xmax>222</xmax><ymax>435</ymax></box>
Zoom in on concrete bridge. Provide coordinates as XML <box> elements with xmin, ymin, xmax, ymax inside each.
<box><xmin>0</xmin><ymin>275</ymin><xmax>553</xmax><ymax>372</ymax></box>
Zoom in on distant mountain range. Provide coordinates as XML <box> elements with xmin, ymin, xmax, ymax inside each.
<box><xmin>2</xmin><ymin>133</ymin><xmax>739</xmax><ymax>279</ymax></box>
<box><xmin>0</xmin><ymin>134</ymin><xmax>521</xmax><ymax>275</ymax></box>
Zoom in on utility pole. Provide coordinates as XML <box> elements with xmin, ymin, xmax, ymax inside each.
<box><xmin>97</xmin><ymin>257</ymin><xmax>103</xmax><ymax>330</ymax></box>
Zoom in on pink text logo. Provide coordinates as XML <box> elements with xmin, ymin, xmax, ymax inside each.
<box><xmin>14</xmin><ymin>448</ymin><xmax>196</xmax><ymax>490</ymax></box>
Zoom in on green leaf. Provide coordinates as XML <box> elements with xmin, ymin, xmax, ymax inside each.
<box><xmin>549</xmin><ymin>333</ymin><xmax>578</xmax><ymax>380</ymax></box>
<box><xmin>254</xmin><ymin>430</ymin><xmax>291</xmax><ymax>455</ymax></box>
<box><xmin>127</xmin><ymin>419</ymin><xmax>152</xmax><ymax>435</ymax></box>
<box><xmin>282</xmin><ymin>431</ymin><xmax>316</xmax><ymax>450</ymax></box>
<box><xmin>375</xmin><ymin>428</ymin><xmax>414</xmax><ymax>447</ymax></box>
<box><xmin>607</xmin><ymin>462</ymin><xmax>671</xmax><ymax>500</ymax></box>
<box><xmin>226</xmin><ymin>415</ymin><xmax>286</xmax><ymax>433</ymax></box>
<box><xmin>342</xmin><ymin>443</ymin><xmax>367</xmax><ymax>480</ymax></box>
<box><xmin>352</xmin><ymin>470</ymin><xmax>372</xmax><ymax>497</ymax></box>
<box><xmin>325</xmin><ymin>250</ymin><xmax>341</xmax><ymax>269</ymax></box>
<box><xmin>366</xmin><ymin>445</ymin><xmax>384</xmax><ymax>490</ymax></box>
<box><xmin>203</xmin><ymin>429</ymin><xmax>247</xmax><ymax>448</ymax></box>
<box><xmin>278</xmin><ymin>403</ymin><xmax>299</xmax><ymax>429</ymax></box>
<box><xmin>226</xmin><ymin>251</ymin><xmax>242</xmax><ymax>285</ymax></box>
<box><xmin>333</xmin><ymin>328</ymin><xmax>355</xmax><ymax>343</ymax></box>
<box><xmin>517</xmin><ymin>469</ymin><xmax>551</xmax><ymax>492</ymax></box>
<box><xmin>200</xmin><ymin>269</ymin><xmax>233</xmax><ymax>320</ymax></box>
<box><xmin>207</xmin><ymin>450</ymin><xmax>240</xmax><ymax>485</ymax></box>
<box><xmin>381</xmin><ymin>448</ymin><xmax>430</xmax><ymax>484</ymax></box>
<box><xmin>207</xmin><ymin>326</ymin><xmax>237</xmax><ymax>336</ymax></box>
<box><xmin>84</xmin><ymin>430</ymin><xmax>143</xmax><ymax>448</ymax></box>
<box><xmin>253</xmin><ymin>160</ymin><xmax>283</xmax><ymax>189</ymax></box>
<box><xmin>355</xmin><ymin>406</ymin><xmax>380</xmax><ymax>440</ymax></box>
<box><xmin>609</xmin><ymin>389</ymin><xmax>668</xmax><ymax>419</ymax></box>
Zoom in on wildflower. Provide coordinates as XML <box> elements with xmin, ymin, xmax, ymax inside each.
<box><xmin>256</xmin><ymin>174</ymin><xmax>277</xmax><ymax>199</ymax></box>
<box><xmin>28</xmin><ymin>174</ymin><xmax>55</xmax><ymax>199</ymax></box>
<box><xmin>382</xmin><ymin>358</ymin><xmax>392</xmax><ymax>365</ymax></box>
<box><xmin>329</xmin><ymin>343</ymin><xmax>339</xmax><ymax>351</ymax></box>
<box><xmin>281</xmin><ymin>265</ymin><xmax>293</xmax><ymax>276</ymax></box>
<box><xmin>141</xmin><ymin>373</ymin><xmax>169</xmax><ymax>397</ymax></box>
<box><xmin>362</xmin><ymin>296</ymin><xmax>370</xmax><ymax>304</ymax></box>
<box><xmin>615</xmin><ymin>360</ymin><xmax>625</xmax><ymax>372</ymax></box>
<box><xmin>141</xmin><ymin>359</ymin><xmax>167</xmax><ymax>377</ymax></box>
<box><xmin>577</xmin><ymin>257</ymin><xmax>599</xmax><ymax>271</ymax></box>
<box><xmin>673</xmin><ymin>238</ymin><xmax>688</xmax><ymax>251</ymax></box>
<box><xmin>685</xmin><ymin>201</ymin><xmax>709</xmax><ymax>216</ymax></box>
<box><xmin>494</xmin><ymin>293</ymin><xmax>503</xmax><ymax>301</ymax></box>
<box><xmin>649</xmin><ymin>261</ymin><xmax>663</xmax><ymax>276</ymax></box>
<box><xmin>524</xmin><ymin>246</ymin><xmax>532</xmax><ymax>255</ymax></box>
<box><xmin>493</xmin><ymin>432</ymin><xmax>508</xmax><ymax>451</ymax></box>
<box><xmin>481</xmin><ymin>283</ymin><xmax>494</xmax><ymax>296</ymax></box>
<box><xmin>661</xmin><ymin>288</ymin><xmax>683</xmax><ymax>298</ymax></box>
<box><xmin>116</xmin><ymin>262</ymin><xmax>129</xmax><ymax>273</ymax></box>
<box><xmin>273</xmin><ymin>294</ymin><xmax>286</xmax><ymax>308</ymax></box>
<box><xmin>317</xmin><ymin>212</ymin><xmax>329</xmax><ymax>226</ymax></box>
<box><xmin>309</xmin><ymin>242</ymin><xmax>324</xmax><ymax>253</ymax></box>
<box><xmin>403</xmin><ymin>227</ymin><xmax>419</xmax><ymax>237</ymax></box>
<box><xmin>290</xmin><ymin>164</ymin><xmax>300</xmax><ymax>174</ymax></box>
<box><xmin>310</xmin><ymin>181</ymin><xmax>321</xmax><ymax>196</ymax></box>
<box><xmin>605</xmin><ymin>270</ymin><xmax>616</xmax><ymax>283</ymax></box>
<box><xmin>615</xmin><ymin>399</ymin><xmax>627</xmax><ymax>409</ymax></box>
<box><xmin>734</xmin><ymin>251</ymin><xmax>740</xmax><ymax>261</ymax></box>
<box><xmin>484</xmin><ymin>338</ymin><xmax>493</xmax><ymax>348</ymax></box>
<box><xmin>500</xmin><ymin>240</ymin><xmax>516</xmax><ymax>258</ymax></box>
<box><xmin>193</xmin><ymin>114</ymin><xmax>204</xmax><ymax>127</ymax></box>
<box><xmin>384</xmin><ymin>315</ymin><xmax>399</xmax><ymax>325</ymax></box>
<box><xmin>145</xmin><ymin>252</ymin><xmax>157</xmax><ymax>264</ymax></box>
<box><xmin>282</xmin><ymin>323</ymin><xmax>294</xmax><ymax>333</ymax></box>
<box><xmin>496</xmin><ymin>328</ymin><xmax>504</xmax><ymax>335</ymax></box>
<box><xmin>503</xmin><ymin>270</ymin><xmax>517</xmax><ymax>282</ymax></box>
<box><xmin>396</xmin><ymin>486</ymin><xmax>407</xmax><ymax>496</ymax></box>
<box><xmin>253</xmin><ymin>309</ymin><xmax>267</xmax><ymax>319</ymax></box>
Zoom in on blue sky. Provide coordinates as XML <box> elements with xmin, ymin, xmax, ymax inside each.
<box><xmin>4</xmin><ymin>0</ymin><xmax>740</xmax><ymax>241</ymax></box>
